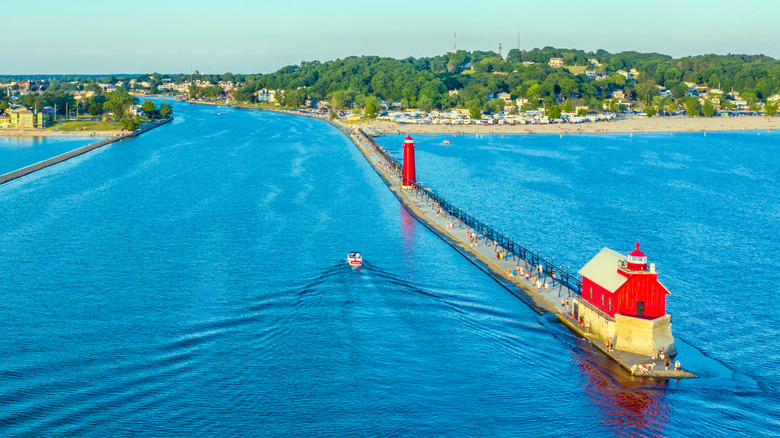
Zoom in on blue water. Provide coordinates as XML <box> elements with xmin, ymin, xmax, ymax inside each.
<box><xmin>0</xmin><ymin>136</ymin><xmax>103</xmax><ymax>175</ymax></box>
<box><xmin>0</xmin><ymin>103</ymin><xmax>777</xmax><ymax>437</ymax></box>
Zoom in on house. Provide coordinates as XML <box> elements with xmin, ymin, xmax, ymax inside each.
<box><xmin>611</xmin><ymin>90</ymin><xmax>625</xmax><ymax>99</ymax></box>
<box><xmin>256</xmin><ymin>88</ymin><xmax>276</xmax><ymax>102</ymax></box>
<box><xmin>616</xmin><ymin>70</ymin><xmax>629</xmax><ymax>79</ymax></box>
<box><xmin>588</xmin><ymin>58</ymin><xmax>602</xmax><ymax>67</ymax></box>
<box><xmin>767</xmin><ymin>94</ymin><xmax>780</xmax><ymax>103</ymax></box>
<box><xmin>497</xmin><ymin>92</ymin><xmax>512</xmax><ymax>104</ymax></box>
<box><xmin>448</xmin><ymin>89</ymin><xmax>459</xmax><ymax>96</ymax></box>
<box><xmin>4</xmin><ymin>107</ymin><xmax>49</xmax><ymax>128</ymax></box>
<box><xmin>575</xmin><ymin>243</ymin><xmax>676</xmax><ymax>356</ymax></box>
<box><xmin>548</xmin><ymin>58</ymin><xmax>565</xmax><ymax>68</ymax></box>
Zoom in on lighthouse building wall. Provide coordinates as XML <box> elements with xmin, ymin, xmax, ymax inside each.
<box><xmin>574</xmin><ymin>298</ymin><xmax>676</xmax><ymax>356</ymax></box>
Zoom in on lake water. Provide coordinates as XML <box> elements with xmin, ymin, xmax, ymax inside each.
<box><xmin>0</xmin><ymin>136</ymin><xmax>103</xmax><ymax>175</ymax></box>
<box><xmin>0</xmin><ymin>103</ymin><xmax>777</xmax><ymax>436</ymax></box>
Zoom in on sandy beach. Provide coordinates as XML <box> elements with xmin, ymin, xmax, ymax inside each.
<box><xmin>355</xmin><ymin>115</ymin><xmax>777</xmax><ymax>135</ymax></box>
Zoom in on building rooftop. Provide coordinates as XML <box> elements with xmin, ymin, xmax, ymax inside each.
<box><xmin>578</xmin><ymin>247</ymin><xmax>628</xmax><ymax>293</ymax></box>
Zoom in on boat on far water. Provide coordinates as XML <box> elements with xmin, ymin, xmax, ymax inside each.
<box><xmin>347</xmin><ymin>252</ymin><xmax>363</xmax><ymax>267</ymax></box>
<box><xmin>441</xmin><ymin>139</ymin><xmax>450</xmax><ymax>145</ymax></box>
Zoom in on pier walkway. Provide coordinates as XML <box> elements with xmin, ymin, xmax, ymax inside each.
<box><xmin>341</xmin><ymin>125</ymin><xmax>696</xmax><ymax>379</ymax></box>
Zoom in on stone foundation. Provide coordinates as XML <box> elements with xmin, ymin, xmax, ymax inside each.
<box><xmin>574</xmin><ymin>298</ymin><xmax>676</xmax><ymax>356</ymax></box>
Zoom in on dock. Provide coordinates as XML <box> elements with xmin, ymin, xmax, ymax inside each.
<box><xmin>340</xmin><ymin>125</ymin><xmax>697</xmax><ymax>379</ymax></box>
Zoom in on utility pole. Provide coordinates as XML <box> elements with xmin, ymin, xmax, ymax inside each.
<box><xmin>454</xmin><ymin>32</ymin><xmax>457</xmax><ymax>52</ymax></box>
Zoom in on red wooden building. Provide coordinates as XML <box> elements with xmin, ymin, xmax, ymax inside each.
<box><xmin>578</xmin><ymin>242</ymin><xmax>670</xmax><ymax>319</ymax></box>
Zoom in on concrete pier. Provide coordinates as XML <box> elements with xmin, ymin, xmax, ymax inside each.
<box><xmin>0</xmin><ymin>117</ymin><xmax>172</xmax><ymax>187</ymax></box>
<box><xmin>343</xmin><ymin>126</ymin><xmax>697</xmax><ymax>379</ymax></box>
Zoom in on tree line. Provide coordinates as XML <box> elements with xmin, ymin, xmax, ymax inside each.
<box><xmin>4</xmin><ymin>48</ymin><xmax>779</xmax><ymax>118</ymax></box>
<box><xmin>224</xmin><ymin>49</ymin><xmax>779</xmax><ymax>116</ymax></box>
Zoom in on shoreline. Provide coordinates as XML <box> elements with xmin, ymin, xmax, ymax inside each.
<box><xmin>352</xmin><ymin>115</ymin><xmax>777</xmax><ymax>135</ymax></box>
<box><xmin>0</xmin><ymin>129</ymin><xmax>124</xmax><ymax>138</ymax></box>
<box><xmin>0</xmin><ymin>117</ymin><xmax>172</xmax><ymax>186</ymax></box>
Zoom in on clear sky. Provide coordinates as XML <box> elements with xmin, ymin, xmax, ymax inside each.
<box><xmin>3</xmin><ymin>0</ymin><xmax>779</xmax><ymax>75</ymax></box>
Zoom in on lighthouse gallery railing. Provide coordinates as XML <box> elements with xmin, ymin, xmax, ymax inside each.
<box><xmin>353</xmin><ymin>127</ymin><xmax>582</xmax><ymax>296</ymax></box>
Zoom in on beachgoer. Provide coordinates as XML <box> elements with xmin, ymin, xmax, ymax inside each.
<box><xmin>665</xmin><ymin>355</ymin><xmax>671</xmax><ymax>370</ymax></box>
<box><xmin>675</xmin><ymin>360</ymin><xmax>681</xmax><ymax>371</ymax></box>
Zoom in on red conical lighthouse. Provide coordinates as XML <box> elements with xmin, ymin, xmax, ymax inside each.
<box><xmin>401</xmin><ymin>135</ymin><xmax>416</xmax><ymax>188</ymax></box>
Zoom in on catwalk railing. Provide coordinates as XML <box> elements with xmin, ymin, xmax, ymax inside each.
<box><xmin>353</xmin><ymin>127</ymin><xmax>583</xmax><ymax>296</ymax></box>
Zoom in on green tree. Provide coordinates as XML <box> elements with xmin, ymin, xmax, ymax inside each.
<box><xmin>765</xmin><ymin>101</ymin><xmax>778</xmax><ymax>116</ymax></box>
<box><xmin>188</xmin><ymin>83</ymin><xmax>199</xmax><ymax>99</ymax></box>
<box><xmin>701</xmin><ymin>100</ymin><xmax>716</xmax><ymax>117</ymax></box>
<box><xmin>469</xmin><ymin>104</ymin><xmax>482</xmax><ymax>120</ymax></box>
<box><xmin>364</xmin><ymin>96</ymin><xmax>381</xmax><ymax>118</ymax></box>
<box><xmin>684</xmin><ymin>97</ymin><xmax>701</xmax><ymax>116</ymax></box>
<box><xmin>546</xmin><ymin>104</ymin><xmax>562</xmax><ymax>119</ymax></box>
<box><xmin>88</xmin><ymin>102</ymin><xmax>103</xmax><ymax>116</ymax></box>
<box><xmin>562</xmin><ymin>101</ymin><xmax>573</xmax><ymax>113</ymax></box>
<box><xmin>159</xmin><ymin>103</ymin><xmax>173</xmax><ymax>118</ymax></box>
<box><xmin>118</xmin><ymin>118</ymin><xmax>140</xmax><ymax>131</ymax></box>
<box><xmin>644</xmin><ymin>105</ymin><xmax>657</xmax><ymax>117</ymax></box>
<box><xmin>141</xmin><ymin>100</ymin><xmax>157</xmax><ymax>118</ymax></box>
<box><xmin>102</xmin><ymin>90</ymin><xmax>136</xmax><ymax>119</ymax></box>
<box><xmin>577</xmin><ymin>108</ymin><xmax>588</xmax><ymax>116</ymax></box>
<box><xmin>417</xmin><ymin>95</ymin><xmax>434</xmax><ymax>112</ymax></box>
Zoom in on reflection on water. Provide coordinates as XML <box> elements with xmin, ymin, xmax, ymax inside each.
<box><xmin>573</xmin><ymin>345</ymin><xmax>669</xmax><ymax>437</ymax></box>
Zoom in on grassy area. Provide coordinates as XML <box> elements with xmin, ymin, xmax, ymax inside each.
<box><xmin>566</xmin><ymin>66</ymin><xmax>587</xmax><ymax>75</ymax></box>
<box><xmin>55</xmin><ymin>120</ymin><xmax>123</xmax><ymax>132</ymax></box>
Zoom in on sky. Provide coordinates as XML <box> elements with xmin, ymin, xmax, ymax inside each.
<box><xmin>2</xmin><ymin>0</ymin><xmax>779</xmax><ymax>75</ymax></box>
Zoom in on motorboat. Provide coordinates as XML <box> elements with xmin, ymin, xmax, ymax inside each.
<box><xmin>441</xmin><ymin>139</ymin><xmax>450</xmax><ymax>145</ymax></box>
<box><xmin>347</xmin><ymin>252</ymin><xmax>363</xmax><ymax>266</ymax></box>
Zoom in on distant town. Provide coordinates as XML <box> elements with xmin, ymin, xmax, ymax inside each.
<box><xmin>2</xmin><ymin>48</ymin><xmax>778</xmax><ymax>131</ymax></box>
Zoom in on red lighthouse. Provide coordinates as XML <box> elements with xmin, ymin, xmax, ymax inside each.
<box><xmin>401</xmin><ymin>135</ymin><xmax>416</xmax><ymax>188</ymax></box>
<box><xmin>579</xmin><ymin>242</ymin><xmax>669</xmax><ymax>319</ymax></box>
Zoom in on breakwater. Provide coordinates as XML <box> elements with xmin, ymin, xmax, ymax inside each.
<box><xmin>348</xmin><ymin>127</ymin><xmax>582</xmax><ymax>297</ymax></box>
<box><xmin>341</xmin><ymin>125</ymin><xmax>696</xmax><ymax>378</ymax></box>
<box><xmin>0</xmin><ymin>117</ymin><xmax>172</xmax><ymax>186</ymax></box>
